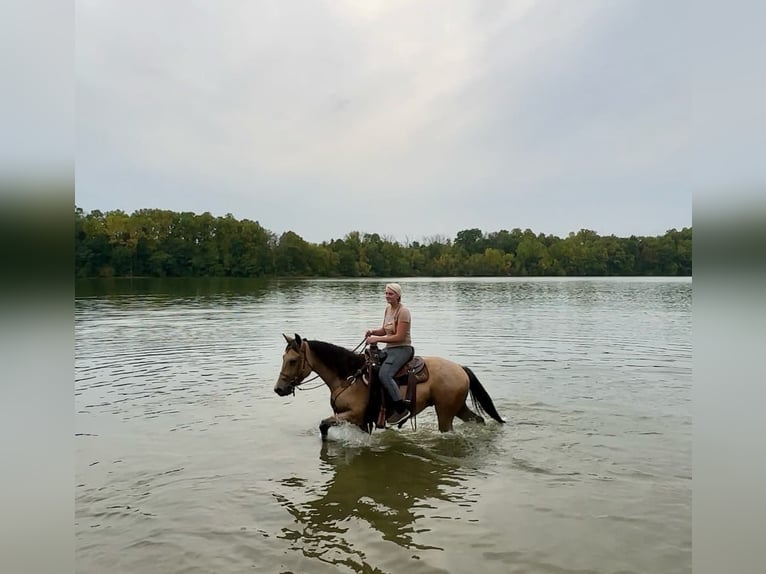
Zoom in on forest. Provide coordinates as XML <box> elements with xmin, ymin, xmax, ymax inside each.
<box><xmin>75</xmin><ymin>207</ymin><xmax>692</xmax><ymax>278</ymax></box>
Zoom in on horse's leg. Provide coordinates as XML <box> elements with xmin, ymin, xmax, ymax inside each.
<box><xmin>319</xmin><ymin>415</ymin><xmax>336</xmax><ymax>441</ymax></box>
<box><xmin>435</xmin><ymin>409</ymin><xmax>455</xmax><ymax>432</ymax></box>
<box><xmin>456</xmin><ymin>404</ymin><xmax>485</xmax><ymax>424</ymax></box>
<box><xmin>319</xmin><ymin>411</ymin><xmax>362</xmax><ymax>440</ymax></box>
<box><xmin>430</xmin><ymin>364</ymin><xmax>472</xmax><ymax>432</ymax></box>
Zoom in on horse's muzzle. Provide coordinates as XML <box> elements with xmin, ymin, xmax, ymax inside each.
<box><xmin>274</xmin><ymin>384</ymin><xmax>293</xmax><ymax>396</ymax></box>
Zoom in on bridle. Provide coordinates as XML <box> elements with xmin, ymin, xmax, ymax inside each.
<box><xmin>278</xmin><ymin>343</ymin><xmax>320</xmax><ymax>394</ymax></box>
<box><xmin>278</xmin><ymin>337</ymin><xmax>370</xmax><ymax>395</ymax></box>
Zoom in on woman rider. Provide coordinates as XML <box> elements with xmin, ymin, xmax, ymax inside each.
<box><xmin>364</xmin><ymin>283</ymin><xmax>413</xmax><ymax>425</ymax></box>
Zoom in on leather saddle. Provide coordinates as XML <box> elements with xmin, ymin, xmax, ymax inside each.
<box><xmin>369</xmin><ymin>346</ymin><xmax>429</xmax><ymax>386</ymax></box>
<box><xmin>393</xmin><ymin>356</ymin><xmax>429</xmax><ymax>385</ymax></box>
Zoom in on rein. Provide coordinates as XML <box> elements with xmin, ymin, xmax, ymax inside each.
<box><xmin>294</xmin><ymin>337</ymin><xmax>368</xmax><ymax>393</ymax></box>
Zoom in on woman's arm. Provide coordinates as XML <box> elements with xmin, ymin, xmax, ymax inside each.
<box><xmin>365</xmin><ymin>309</ymin><xmax>388</xmax><ymax>338</ymax></box>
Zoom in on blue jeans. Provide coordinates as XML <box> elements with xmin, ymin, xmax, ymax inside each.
<box><xmin>378</xmin><ymin>346</ymin><xmax>414</xmax><ymax>403</ymax></box>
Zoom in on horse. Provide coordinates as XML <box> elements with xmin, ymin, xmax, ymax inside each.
<box><xmin>274</xmin><ymin>333</ymin><xmax>505</xmax><ymax>440</ymax></box>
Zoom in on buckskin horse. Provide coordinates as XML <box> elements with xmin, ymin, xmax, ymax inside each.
<box><xmin>274</xmin><ymin>334</ymin><xmax>505</xmax><ymax>440</ymax></box>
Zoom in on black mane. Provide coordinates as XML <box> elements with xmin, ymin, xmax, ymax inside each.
<box><xmin>307</xmin><ymin>340</ymin><xmax>366</xmax><ymax>378</ymax></box>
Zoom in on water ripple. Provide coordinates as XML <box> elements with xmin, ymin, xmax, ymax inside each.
<box><xmin>76</xmin><ymin>278</ymin><xmax>691</xmax><ymax>574</ymax></box>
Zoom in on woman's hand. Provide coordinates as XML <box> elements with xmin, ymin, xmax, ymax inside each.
<box><xmin>366</xmin><ymin>335</ymin><xmax>380</xmax><ymax>345</ymax></box>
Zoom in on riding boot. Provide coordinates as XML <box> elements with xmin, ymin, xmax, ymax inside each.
<box><xmin>384</xmin><ymin>396</ymin><xmax>400</xmax><ymax>411</ymax></box>
<box><xmin>386</xmin><ymin>400</ymin><xmax>409</xmax><ymax>425</ymax></box>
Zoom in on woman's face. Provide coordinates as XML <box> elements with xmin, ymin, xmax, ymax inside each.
<box><xmin>384</xmin><ymin>288</ymin><xmax>399</xmax><ymax>304</ymax></box>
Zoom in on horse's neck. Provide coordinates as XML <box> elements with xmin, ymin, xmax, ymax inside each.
<box><xmin>306</xmin><ymin>350</ymin><xmax>345</xmax><ymax>391</ymax></box>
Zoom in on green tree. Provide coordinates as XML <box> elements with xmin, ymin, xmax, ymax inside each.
<box><xmin>513</xmin><ymin>235</ymin><xmax>550</xmax><ymax>275</ymax></box>
<box><xmin>74</xmin><ymin>208</ymin><xmax>691</xmax><ymax>278</ymax></box>
<box><xmin>454</xmin><ymin>228</ymin><xmax>485</xmax><ymax>255</ymax></box>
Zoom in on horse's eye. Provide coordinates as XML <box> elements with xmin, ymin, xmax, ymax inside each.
<box><xmin>287</xmin><ymin>358</ymin><xmax>297</xmax><ymax>366</ymax></box>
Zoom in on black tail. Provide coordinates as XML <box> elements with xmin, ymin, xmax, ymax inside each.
<box><xmin>463</xmin><ymin>366</ymin><xmax>505</xmax><ymax>424</ymax></box>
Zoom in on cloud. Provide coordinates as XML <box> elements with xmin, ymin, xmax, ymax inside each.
<box><xmin>76</xmin><ymin>0</ymin><xmax>692</xmax><ymax>241</ymax></box>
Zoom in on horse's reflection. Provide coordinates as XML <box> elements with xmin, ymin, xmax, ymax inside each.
<box><xmin>276</xmin><ymin>437</ymin><xmax>473</xmax><ymax>565</ymax></box>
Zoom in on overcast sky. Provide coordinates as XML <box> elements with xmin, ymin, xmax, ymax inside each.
<box><xmin>76</xmin><ymin>0</ymin><xmax>692</xmax><ymax>243</ymax></box>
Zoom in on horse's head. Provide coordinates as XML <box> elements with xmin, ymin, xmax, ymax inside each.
<box><xmin>274</xmin><ymin>333</ymin><xmax>313</xmax><ymax>396</ymax></box>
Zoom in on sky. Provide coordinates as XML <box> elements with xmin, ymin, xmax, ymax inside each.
<box><xmin>75</xmin><ymin>0</ymin><xmax>693</xmax><ymax>244</ymax></box>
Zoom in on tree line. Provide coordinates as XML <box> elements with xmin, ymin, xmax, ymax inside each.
<box><xmin>75</xmin><ymin>207</ymin><xmax>692</xmax><ymax>278</ymax></box>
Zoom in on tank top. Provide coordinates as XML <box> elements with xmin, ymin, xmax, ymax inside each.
<box><xmin>383</xmin><ymin>304</ymin><xmax>412</xmax><ymax>347</ymax></box>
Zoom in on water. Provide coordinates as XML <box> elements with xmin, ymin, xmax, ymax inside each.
<box><xmin>75</xmin><ymin>277</ymin><xmax>692</xmax><ymax>573</ymax></box>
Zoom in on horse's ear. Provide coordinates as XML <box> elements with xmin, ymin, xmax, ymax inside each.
<box><xmin>283</xmin><ymin>333</ymin><xmax>295</xmax><ymax>348</ymax></box>
<box><xmin>294</xmin><ymin>333</ymin><xmax>303</xmax><ymax>347</ymax></box>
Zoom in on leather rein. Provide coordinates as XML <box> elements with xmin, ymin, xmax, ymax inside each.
<box><xmin>285</xmin><ymin>338</ymin><xmax>368</xmax><ymax>394</ymax></box>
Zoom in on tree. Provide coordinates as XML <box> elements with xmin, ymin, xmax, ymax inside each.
<box><xmin>514</xmin><ymin>236</ymin><xmax>550</xmax><ymax>275</ymax></box>
<box><xmin>454</xmin><ymin>228</ymin><xmax>485</xmax><ymax>255</ymax></box>
<box><xmin>74</xmin><ymin>208</ymin><xmax>691</xmax><ymax>278</ymax></box>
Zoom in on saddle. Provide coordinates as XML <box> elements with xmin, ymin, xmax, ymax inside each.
<box><xmin>368</xmin><ymin>346</ymin><xmax>429</xmax><ymax>386</ymax></box>
<box><xmin>393</xmin><ymin>355</ymin><xmax>429</xmax><ymax>385</ymax></box>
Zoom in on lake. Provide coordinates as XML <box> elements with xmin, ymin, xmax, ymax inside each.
<box><xmin>75</xmin><ymin>277</ymin><xmax>691</xmax><ymax>574</ymax></box>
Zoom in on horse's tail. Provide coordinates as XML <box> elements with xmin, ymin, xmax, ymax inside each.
<box><xmin>463</xmin><ymin>366</ymin><xmax>505</xmax><ymax>424</ymax></box>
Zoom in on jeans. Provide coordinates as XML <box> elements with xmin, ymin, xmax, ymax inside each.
<box><xmin>378</xmin><ymin>346</ymin><xmax>414</xmax><ymax>403</ymax></box>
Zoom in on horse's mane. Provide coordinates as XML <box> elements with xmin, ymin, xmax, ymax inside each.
<box><xmin>306</xmin><ymin>340</ymin><xmax>366</xmax><ymax>378</ymax></box>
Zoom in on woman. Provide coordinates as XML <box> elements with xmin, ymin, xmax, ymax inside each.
<box><xmin>365</xmin><ymin>283</ymin><xmax>413</xmax><ymax>425</ymax></box>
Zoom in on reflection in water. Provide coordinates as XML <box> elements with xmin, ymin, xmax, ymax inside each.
<box><xmin>75</xmin><ymin>276</ymin><xmax>273</xmax><ymax>299</ymax></box>
<box><xmin>275</xmin><ymin>437</ymin><xmax>479</xmax><ymax>571</ymax></box>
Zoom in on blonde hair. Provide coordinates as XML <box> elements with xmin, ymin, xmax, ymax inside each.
<box><xmin>385</xmin><ymin>283</ymin><xmax>403</xmax><ymax>301</ymax></box>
